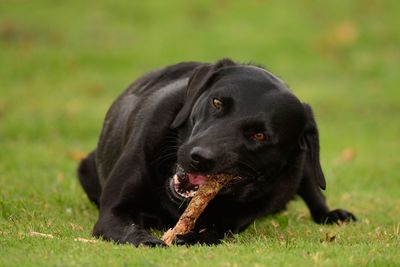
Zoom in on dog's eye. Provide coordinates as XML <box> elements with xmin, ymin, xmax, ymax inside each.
<box><xmin>212</xmin><ymin>98</ymin><xmax>223</xmax><ymax>109</ymax></box>
<box><xmin>253</xmin><ymin>133</ymin><xmax>268</xmax><ymax>142</ymax></box>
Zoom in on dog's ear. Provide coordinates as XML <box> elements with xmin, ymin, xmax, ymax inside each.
<box><xmin>171</xmin><ymin>58</ymin><xmax>236</xmax><ymax>128</ymax></box>
<box><xmin>299</xmin><ymin>103</ymin><xmax>326</xmax><ymax>190</ymax></box>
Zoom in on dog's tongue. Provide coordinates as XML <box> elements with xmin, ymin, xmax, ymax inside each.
<box><xmin>187</xmin><ymin>173</ymin><xmax>207</xmax><ymax>185</ymax></box>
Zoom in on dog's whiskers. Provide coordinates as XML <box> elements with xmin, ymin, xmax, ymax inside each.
<box><xmin>237</xmin><ymin>159</ymin><xmax>260</xmax><ymax>178</ymax></box>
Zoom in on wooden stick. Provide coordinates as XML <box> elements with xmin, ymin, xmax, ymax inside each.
<box><xmin>162</xmin><ymin>174</ymin><xmax>234</xmax><ymax>246</ymax></box>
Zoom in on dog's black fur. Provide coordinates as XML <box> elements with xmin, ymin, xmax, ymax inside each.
<box><xmin>78</xmin><ymin>59</ymin><xmax>356</xmax><ymax>247</ymax></box>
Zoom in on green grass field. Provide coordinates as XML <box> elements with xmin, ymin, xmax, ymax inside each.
<box><xmin>1</xmin><ymin>1</ymin><xmax>399</xmax><ymax>266</ymax></box>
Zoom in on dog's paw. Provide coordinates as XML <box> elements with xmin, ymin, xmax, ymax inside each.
<box><xmin>173</xmin><ymin>229</ymin><xmax>222</xmax><ymax>246</ymax></box>
<box><xmin>174</xmin><ymin>231</ymin><xmax>200</xmax><ymax>246</ymax></box>
<box><xmin>319</xmin><ymin>209</ymin><xmax>357</xmax><ymax>224</ymax></box>
<box><xmin>118</xmin><ymin>224</ymin><xmax>167</xmax><ymax>247</ymax></box>
<box><xmin>139</xmin><ymin>236</ymin><xmax>167</xmax><ymax>247</ymax></box>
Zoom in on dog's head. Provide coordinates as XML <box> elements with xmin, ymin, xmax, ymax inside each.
<box><xmin>168</xmin><ymin>59</ymin><xmax>325</xmax><ymax>202</ymax></box>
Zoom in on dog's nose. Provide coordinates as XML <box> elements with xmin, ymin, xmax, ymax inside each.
<box><xmin>190</xmin><ymin>146</ymin><xmax>215</xmax><ymax>171</ymax></box>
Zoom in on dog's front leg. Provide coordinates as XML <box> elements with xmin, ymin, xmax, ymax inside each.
<box><xmin>93</xmin><ymin>153</ymin><xmax>166</xmax><ymax>247</ymax></box>
<box><xmin>297</xmin><ymin>173</ymin><xmax>356</xmax><ymax>224</ymax></box>
<box><xmin>93</xmin><ymin>209</ymin><xmax>165</xmax><ymax>247</ymax></box>
<box><xmin>299</xmin><ymin>104</ymin><xmax>356</xmax><ymax>224</ymax></box>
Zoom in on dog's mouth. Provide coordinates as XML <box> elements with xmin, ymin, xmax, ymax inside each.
<box><xmin>169</xmin><ymin>166</ymin><xmax>205</xmax><ymax>199</ymax></box>
<box><xmin>169</xmin><ymin>165</ymin><xmax>243</xmax><ymax>200</ymax></box>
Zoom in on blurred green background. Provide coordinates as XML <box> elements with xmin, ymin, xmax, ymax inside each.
<box><xmin>1</xmin><ymin>1</ymin><xmax>399</xmax><ymax>266</ymax></box>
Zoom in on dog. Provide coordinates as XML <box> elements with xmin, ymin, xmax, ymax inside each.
<box><xmin>78</xmin><ymin>58</ymin><xmax>356</xmax><ymax>247</ymax></box>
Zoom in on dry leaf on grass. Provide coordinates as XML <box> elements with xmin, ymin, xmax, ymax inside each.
<box><xmin>74</xmin><ymin>237</ymin><xmax>98</xmax><ymax>243</ymax></box>
<box><xmin>320</xmin><ymin>232</ymin><xmax>337</xmax><ymax>243</ymax></box>
<box><xmin>67</xmin><ymin>151</ymin><xmax>87</xmax><ymax>161</ymax></box>
<box><xmin>340</xmin><ymin>148</ymin><xmax>357</xmax><ymax>162</ymax></box>
<box><xmin>84</xmin><ymin>84</ymin><xmax>105</xmax><ymax>97</ymax></box>
<box><xmin>29</xmin><ymin>231</ymin><xmax>54</xmax><ymax>238</ymax></box>
<box><xmin>311</xmin><ymin>252</ymin><xmax>321</xmax><ymax>263</ymax></box>
<box><xmin>271</xmin><ymin>220</ymin><xmax>280</xmax><ymax>228</ymax></box>
<box><xmin>70</xmin><ymin>223</ymin><xmax>84</xmax><ymax>231</ymax></box>
<box><xmin>333</xmin><ymin>21</ymin><xmax>359</xmax><ymax>46</ymax></box>
<box><xmin>315</xmin><ymin>20</ymin><xmax>359</xmax><ymax>56</ymax></box>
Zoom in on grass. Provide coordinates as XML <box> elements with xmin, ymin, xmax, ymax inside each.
<box><xmin>1</xmin><ymin>0</ymin><xmax>399</xmax><ymax>266</ymax></box>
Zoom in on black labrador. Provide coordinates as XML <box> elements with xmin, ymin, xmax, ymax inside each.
<box><xmin>78</xmin><ymin>58</ymin><xmax>356</xmax><ymax>247</ymax></box>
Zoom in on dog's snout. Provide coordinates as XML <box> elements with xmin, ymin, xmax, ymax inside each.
<box><xmin>190</xmin><ymin>146</ymin><xmax>215</xmax><ymax>171</ymax></box>
<box><xmin>190</xmin><ymin>147</ymin><xmax>214</xmax><ymax>163</ymax></box>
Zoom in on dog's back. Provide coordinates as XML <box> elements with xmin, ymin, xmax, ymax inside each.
<box><xmin>78</xmin><ymin>62</ymin><xmax>204</xmax><ymax>205</ymax></box>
